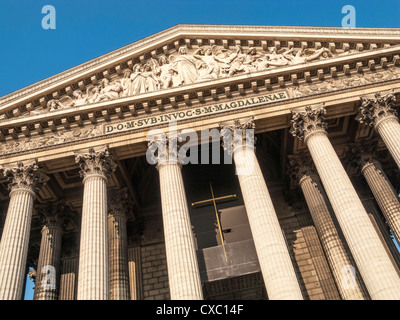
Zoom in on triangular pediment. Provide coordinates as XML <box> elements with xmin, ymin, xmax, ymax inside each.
<box><xmin>1</xmin><ymin>25</ymin><xmax>400</xmax><ymax>117</ymax></box>
<box><xmin>0</xmin><ymin>24</ymin><xmax>400</xmax><ymax>158</ymax></box>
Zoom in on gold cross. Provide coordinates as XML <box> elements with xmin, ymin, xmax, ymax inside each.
<box><xmin>192</xmin><ymin>182</ymin><xmax>236</xmax><ymax>262</ymax></box>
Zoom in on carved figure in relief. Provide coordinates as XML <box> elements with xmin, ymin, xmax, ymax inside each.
<box><xmin>71</xmin><ymin>89</ymin><xmax>89</xmax><ymax>106</ymax></box>
<box><xmin>192</xmin><ymin>46</ymin><xmax>220</xmax><ymax>81</ymax></box>
<box><xmin>130</xmin><ymin>64</ymin><xmax>147</xmax><ymax>94</ymax></box>
<box><xmin>22</xmin><ymin>42</ymin><xmax>390</xmax><ymax>118</ymax></box>
<box><xmin>170</xmin><ymin>46</ymin><xmax>200</xmax><ymax>85</ymax></box>
<box><xmin>87</xmin><ymin>86</ymin><xmax>101</xmax><ymax>103</ymax></box>
<box><xmin>121</xmin><ymin>69</ymin><xmax>132</xmax><ymax>97</ymax></box>
<box><xmin>228</xmin><ymin>46</ymin><xmax>255</xmax><ymax>76</ymax></box>
<box><xmin>154</xmin><ymin>56</ymin><xmax>174</xmax><ymax>89</ymax></box>
<box><xmin>207</xmin><ymin>47</ymin><xmax>236</xmax><ymax>76</ymax></box>
<box><xmin>215</xmin><ymin>46</ymin><xmax>260</xmax><ymax>77</ymax></box>
<box><xmin>142</xmin><ymin>60</ymin><xmax>161</xmax><ymax>92</ymax></box>
<box><xmin>47</xmin><ymin>99</ymin><xmax>67</xmax><ymax>111</ymax></box>
<box><xmin>282</xmin><ymin>47</ymin><xmax>332</xmax><ymax>64</ymax></box>
<box><xmin>254</xmin><ymin>47</ymin><xmax>290</xmax><ymax>70</ymax></box>
<box><xmin>94</xmin><ymin>78</ymin><xmax>123</xmax><ymax>102</ymax></box>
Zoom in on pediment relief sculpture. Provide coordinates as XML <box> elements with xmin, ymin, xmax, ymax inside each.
<box><xmin>26</xmin><ymin>44</ymin><xmax>345</xmax><ymax>116</ymax></box>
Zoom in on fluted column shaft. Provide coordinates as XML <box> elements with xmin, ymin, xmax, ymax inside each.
<box><xmin>77</xmin><ymin>174</ymin><xmax>108</xmax><ymax>300</ymax></box>
<box><xmin>306</xmin><ymin>132</ymin><xmax>400</xmax><ymax>299</ymax></box>
<box><xmin>76</xmin><ymin>147</ymin><xmax>116</xmax><ymax>300</ymax></box>
<box><xmin>0</xmin><ymin>160</ymin><xmax>48</xmax><ymax>300</ymax></box>
<box><xmin>108</xmin><ymin>210</ymin><xmax>130</xmax><ymax>300</ymax></box>
<box><xmin>0</xmin><ymin>189</ymin><xmax>35</xmax><ymax>300</ymax></box>
<box><xmin>59</xmin><ymin>257</ymin><xmax>78</xmax><ymax>300</ymax></box>
<box><xmin>376</xmin><ymin>118</ymin><xmax>400</xmax><ymax>170</ymax></box>
<box><xmin>148</xmin><ymin>133</ymin><xmax>203</xmax><ymax>300</ymax></box>
<box><xmin>292</xmin><ymin>105</ymin><xmax>400</xmax><ymax>299</ymax></box>
<box><xmin>298</xmin><ymin>173</ymin><xmax>367</xmax><ymax>300</ymax></box>
<box><xmin>158</xmin><ymin>161</ymin><xmax>203</xmax><ymax>300</ymax></box>
<box><xmin>34</xmin><ymin>202</ymin><xmax>69</xmax><ymax>300</ymax></box>
<box><xmin>361</xmin><ymin>161</ymin><xmax>400</xmax><ymax>243</ymax></box>
<box><xmin>35</xmin><ymin>224</ymin><xmax>63</xmax><ymax>300</ymax></box>
<box><xmin>128</xmin><ymin>247</ymin><xmax>142</xmax><ymax>300</ymax></box>
<box><xmin>234</xmin><ymin>146</ymin><xmax>303</xmax><ymax>300</ymax></box>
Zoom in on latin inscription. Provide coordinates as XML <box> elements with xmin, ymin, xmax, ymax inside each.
<box><xmin>104</xmin><ymin>92</ymin><xmax>288</xmax><ymax>134</ymax></box>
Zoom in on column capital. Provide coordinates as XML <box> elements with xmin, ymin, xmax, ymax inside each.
<box><xmin>290</xmin><ymin>104</ymin><xmax>327</xmax><ymax>142</ymax></box>
<box><xmin>107</xmin><ymin>188</ymin><xmax>133</xmax><ymax>220</ymax></box>
<box><xmin>75</xmin><ymin>146</ymin><xmax>117</xmax><ymax>181</ymax></box>
<box><xmin>287</xmin><ymin>153</ymin><xmax>318</xmax><ymax>184</ymax></box>
<box><xmin>148</xmin><ymin>133</ymin><xmax>183</xmax><ymax>168</ymax></box>
<box><xmin>348</xmin><ymin>140</ymin><xmax>381</xmax><ymax>172</ymax></box>
<box><xmin>3</xmin><ymin>159</ymin><xmax>49</xmax><ymax>195</ymax></box>
<box><xmin>219</xmin><ymin>116</ymin><xmax>255</xmax><ymax>155</ymax></box>
<box><xmin>356</xmin><ymin>90</ymin><xmax>398</xmax><ymax>129</ymax></box>
<box><xmin>35</xmin><ymin>201</ymin><xmax>72</xmax><ymax>231</ymax></box>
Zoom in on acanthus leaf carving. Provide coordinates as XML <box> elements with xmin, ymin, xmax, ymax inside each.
<box><xmin>3</xmin><ymin>159</ymin><xmax>49</xmax><ymax>193</ymax></box>
<box><xmin>220</xmin><ymin>116</ymin><xmax>256</xmax><ymax>156</ymax></box>
<box><xmin>75</xmin><ymin>146</ymin><xmax>117</xmax><ymax>180</ymax></box>
<box><xmin>287</xmin><ymin>153</ymin><xmax>318</xmax><ymax>183</ymax></box>
<box><xmin>290</xmin><ymin>104</ymin><xmax>327</xmax><ymax>142</ymax></box>
<box><xmin>347</xmin><ymin>139</ymin><xmax>383</xmax><ymax>174</ymax></box>
<box><xmin>147</xmin><ymin>132</ymin><xmax>183</xmax><ymax>166</ymax></box>
<box><xmin>107</xmin><ymin>188</ymin><xmax>133</xmax><ymax>219</ymax></box>
<box><xmin>356</xmin><ymin>90</ymin><xmax>398</xmax><ymax>128</ymax></box>
<box><xmin>35</xmin><ymin>201</ymin><xmax>73</xmax><ymax>231</ymax></box>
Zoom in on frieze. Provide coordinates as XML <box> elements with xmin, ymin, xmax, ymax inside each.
<box><xmin>0</xmin><ymin>125</ymin><xmax>102</xmax><ymax>154</ymax></box>
<box><xmin>286</xmin><ymin>65</ymin><xmax>400</xmax><ymax>98</ymax></box>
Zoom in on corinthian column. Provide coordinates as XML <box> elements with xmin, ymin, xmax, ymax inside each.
<box><xmin>220</xmin><ymin>118</ymin><xmax>303</xmax><ymax>300</ymax></box>
<box><xmin>356</xmin><ymin>90</ymin><xmax>400</xmax><ymax>169</ymax></box>
<box><xmin>34</xmin><ymin>201</ymin><xmax>69</xmax><ymax>300</ymax></box>
<box><xmin>108</xmin><ymin>188</ymin><xmax>131</xmax><ymax>300</ymax></box>
<box><xmin>0</xmin><ymin>160</ymin><xmax>49</xmax><ymax>300</ymax></box>
<box><xmin>349</xmin><ymin>140</ymin><xmax>400</xmax><ymax>244</ymax></box>
<box><xmin>287</xmin><ymin>155</ymin><xmax>367</xmax><ymax>300</ymax></box>
<box><xmin>290</xmin><ymin>104</ymin><xmax>400</xmax><ymax>300</ymax></box>
<box><xmin>75</xmin><ymin>147</ymin><xmax>117</xmax><ymax>300</ymax></box>
<box><xmin>148</xmin><ymin>133</ymin><xmax>203</xmax><ymax>300</ymax></box>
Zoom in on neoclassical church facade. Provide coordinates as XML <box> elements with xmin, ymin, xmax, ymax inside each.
<box><xmin>0</xmin><ymin>25</ymin><xmax>400</xmax><ymax>300</ymax></box>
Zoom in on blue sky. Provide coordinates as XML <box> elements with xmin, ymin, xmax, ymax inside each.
<box><xmin>0</xmin><ymin>0</ymin><xmax>399</xmax><ymax>300</ymax></box>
